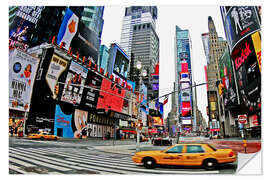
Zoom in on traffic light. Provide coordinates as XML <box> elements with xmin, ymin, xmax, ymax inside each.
<box><xmin>54</xmin><ymin>84</ymin><xmax>59</xmax><ymax>95</ymax></box>
<box><xmin>218</xmin><ymin>83</ymin><xmax>225</xmax><ymax>95</ymax></box>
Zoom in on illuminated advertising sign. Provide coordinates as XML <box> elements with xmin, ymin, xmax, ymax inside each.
<box><xmin>74</xmin><ymin>109</ymin><xmax>88</xmax><ymax>138</ymax></box>
<box><xmin>113</xmin><ymin>49</ymin><xmax>129</xmax><ymax>80</ymax></box>
<box><xmin>152</xmin><ymin>83</ymin><xmax>159</xmax><ymax>91</ymax></box>
<box><xmin>81</xmin><ymin>70</ymin><xmax>102</xmax><ymax>109</ymax></box>
<box><xmin>219</xmin><ymin>48</ymin><xmax>238</xmax><ymax>109</ymax></box>
<box><xmin>232</xmin><ymin>35</ymin><xmax>261</xmax><ymax>112</ymax></box>
<box><xmin>251</xmin><ymin>32</ymin><xmax>261</xmax><ymax>72</ymax></box>
<box><xmin>97</xmin><ymin>78</ymin><xmax>125</xmax><ymax>113</ymax></box>
<box><xmin>181</xmin><ymin>101</ymin><xmax>191</xmax><ymax>117</ymax></box>
<box><xmin>9</xmin><ymin>6</ymin><xmax>44</xmax><ymax>51</ymax></box>
<box><xmin>181</xmin><ymin>82</ymin><xmax>190</xmax><ymax>91</ymax></box>
<box><xmin>61</xmin><ymin>61</ymin><xmax>88</xmax><ymax>105</ymax></box>
<box><xmin>9</xmin><ymin>49</ymin><xmax>40</xmax><ymax>112</ymax></box>
<box><xmin>182</xmin><ymin>119</ymin><xmax>192</xmax><ymax>125</ymax></box>
<box><xmin>181</xmin><ymin>89</ymin><xmax>191</xmax><ymax>102</ymax></box>
<box><xmin>153</xmin><ymin>117</ymin><xmax>163</xmax><ymax>126</ymax></box>
<box><xmin>181</xmin><ymin>61</ymin><xmax>189</xmax><ymax>72</ymax></box>
<box><xmin>224</xmin><ymin>6</ymin><xmax>260</xmax><ymax>51</ymax></box>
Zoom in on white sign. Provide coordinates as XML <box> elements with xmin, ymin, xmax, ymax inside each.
<box><xmin>182</xmin><ymin>120</ymin><xmax>192</xmax><ymax>125</ymax></box>
<box><xmin>46</xmin><ymin>54</ymin><xmax>68</xmax><ymax>99</ymax></box>
<box><xmin>9</xmin><ymin>49</ymin><xmax>40</xmax><ymax>112</ymax></box>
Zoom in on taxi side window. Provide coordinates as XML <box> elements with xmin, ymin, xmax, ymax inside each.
<box><xmin>186</xmin><ymin>145</ymin><xmax>205</xmax><ymax>153</ymax></box>
<box><xmin>166</xmin><ymin>145</ymin><xmax>183</xmax><ymax>153</ymax></box>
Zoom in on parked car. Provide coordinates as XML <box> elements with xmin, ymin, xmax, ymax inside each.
<box><xmin>28</xmin><ymin>131</ymin><xmax>59</xmax><ymax>140</ymax></box>
<box><xmin>132</xmin><ymin>143</ymin><xmax>236</xmax><ymax>170</ymax></box>
<box><xmin>152</xmin><ymin>137</ymin><xmax>172</xmax><ymax>146</ymax></box>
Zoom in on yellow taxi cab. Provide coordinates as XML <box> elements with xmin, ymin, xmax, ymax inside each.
<box><xmin>132</xmin><ymin>143</ymin><xmax>236</xmax><ymax>170</ymax></box>
<box><xmin>28</xmin><ymin>131</ymin><xmax>59</xmax><ymax>141</ymax></box>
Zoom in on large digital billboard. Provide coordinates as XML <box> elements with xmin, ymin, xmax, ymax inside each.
<box><xmin>181</xmin><ymin>101</ymin><xmax>191</xmax><ymax>117</ymax></box>
<box><xmin>113</xmin><ymin>48</ymin><xmax>129</xmax><ymax>80</ymax></box>
<box><xmin>231</xmin><ymin>35</ymin><xmax>261</xmax><ymax>112</ymax></box>
<box><xmin>97</xmin><ymin>78</ymin><xmax>125</xmax><ymax>113</ymax></box>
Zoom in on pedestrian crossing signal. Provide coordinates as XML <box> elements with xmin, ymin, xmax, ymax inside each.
<box><xmin>218</xmin><ymin>83</ymin><xmax>225</xmax><ymax>95</ymax></box>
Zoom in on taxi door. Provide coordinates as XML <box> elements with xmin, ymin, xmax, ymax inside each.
<box><xmin>160</xmin><ymin>145</ymin><xmax>185</xmax><ymax>165</ymax></box>
<box><xmin>182</xmin><ymin>145</ymin><xmax>206</xmax><ymax>166</ymax></box>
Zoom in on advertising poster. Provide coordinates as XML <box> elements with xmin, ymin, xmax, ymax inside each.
<box><xmin>132</xmin><ymin>93</ymin><xmax>138</xmax><ymax>118</ymax></box>
<box><xmin>45</xmin><ymin>54</ymin><xmax>68</xmax><ymax>99</ymax></box>
<box><xmin>251</xmin><ymin>32</ymin><xmax>261</xmax><ymax>72</ymax></box>
<box><xmin>219</xmin><ymin>48</ymin><xmax>238</xmax><ymax>109</ymax></box>
<box><xmin>181</xmin><ymin>89</ymin><xmax>191</xmax><ymax>102</ymax></box>
<box><xmin>9</xmin><ymin>6</ymin><xmax>44</xmax><ymax>51</ymax></box>
<box><xmin>97</xmin><ymin>78</ymin><xmax>125</xmax><ymax>113</ymax></box>
<box><xmin>54</xmin><ymin>104</ymin><xmax>73</xmax><ymax>138</ymax></box>
<box><xmin>74</xmin><ymin>109</ymin><xmax>88</xmax><ymax>138</ymax></box>
<box><xmin>61</xmin><ymin>61</ymin><xmax>88</xmax><ymax>105</ymax></box>
<box><xmin>92</xmin><ymin>124</ymin><xmax>98</xmax><ymax>137</ymax></box>
<box><xmin>81</xmin><ymin>70</ymin><xmax>102</xmax><ymax>109</ymax></box>
<box><xmin>9</xmin><ymin>49</ymin><xmax>40</xmax><ymax>112</ymax></box>
<box><xmin>224</xmin><ymin>6</ymin><xmax>260</xmax><ymax>51</ymax></box>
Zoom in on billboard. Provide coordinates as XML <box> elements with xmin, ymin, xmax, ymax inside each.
<box><xmin>81</xmin><ymin>70</ymin><xmax>102</xmax><ymax>109</ymax></box>
<box><xmin>224</xmin><ymin>6</ymin><xmax>260</xmax><ymax>51</ymax></box>
<box><xmin>127</xmin><ymin>80</ymin><xmax>136</xmax><ymax>92</ymax></box>
<box><xmin>97</xmin><ymin>77</ymin><xmax>125</xmax><ymax>113</ymax></box>
<box><xmin>113</xmin><ymin>48</ymin><xmax>129</xmax><ymax>80</ymax></box>
<box><xmin>232</xmin><ymin>35</ymin><xmax>261</xmax><ymax>112</ymax></box>
<box><xmin>9</xmin><ymin>6</ymin><xmax>44</xmax><ymax>51</ymax></box>
<box><xmin>181</xmin><ymin>89</ymin><xmax>191</xmax><ymax>102</ymax></box>
<box><xmin>74</xmin><ymin>109</ymin><xmax>88</xmax><ymax>138</ymax></box>
<box><xmin>153</xmin><ymin>117</ymin><xmax>163</xmax><ymax>126</ymax></box>
<box><xmin>219</xmin><ymin>48</ymin><xmax>238</xmax><ymax>109</ymax></box>
<box><xmin>70</xmin><ymin>21</ymin><xmax>100</xmax><ymax>63</ymax></box>
<box><xmin>181</xmin><ymin>101</ymin><xmax>191</xmax><ymax>117</ymax></box>
<box><xmin>9</xmin><ymin>49</ymin><xmax>40</xmax><ymax>112</ymax></box>
<box><xmin>54</xmin><ymin>104</ymin><xmax>73</xmax><ymax>138</ymax></box>
<box><xmin>122</xmin><ymin>90</ymin><xmax>132</xmax><ymax>116</ymax></box>
<box><xmin>182</xmin><ymin>119</ymin><xmax>192</xmax><ymax>125</ymax></box>
<box><xmin>45</xmin><ymin>54</ymin><xmax>68</xmax><ymax>99</ymax></box>
<box><xmin>61</xmin><ymin>61</ymin><xmax>88</xmax><ymax>105</ymax></box>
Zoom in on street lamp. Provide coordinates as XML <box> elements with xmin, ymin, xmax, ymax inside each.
<box><xmin>136</xmin><ymin>61</ymin><xmax>147</xmax><ymax>152</ymax></box>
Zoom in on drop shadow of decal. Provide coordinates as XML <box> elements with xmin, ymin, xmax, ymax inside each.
<box><xmin>236</xmin><ymin>151</ymin><xmax>262</xmax><ymax>174</ymax></box>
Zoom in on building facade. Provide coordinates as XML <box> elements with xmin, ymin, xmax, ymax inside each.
<box><xmin>99</xmin><ymin>44</ymin><xmax>109</xmax><ymax>74</ymax></box>
<box><xmin>175</xmin><ymin>26</ymin><xmax>195</xmax><ymax>133</ymax></box>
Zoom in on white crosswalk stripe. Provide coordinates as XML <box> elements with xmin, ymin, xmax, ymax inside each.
<box><xmin>9</xmin><ymin>146</ymin><xmax>220</xmax><ymax>174</ymax></box>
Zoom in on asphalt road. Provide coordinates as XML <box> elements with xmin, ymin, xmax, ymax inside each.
<box><xmin>8</xmin><ymin>137</ymin><xmax>237</xmax><ymax>175</ymax></box>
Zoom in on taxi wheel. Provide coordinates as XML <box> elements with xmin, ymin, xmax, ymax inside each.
<box><xmin>40</xmin><ymin>137</ymin><xmax>45</xmax><ymax>140</ymax></box>
<box><xmin>203</xmin><ymin>159</ymin><xmax>217</xmax><ymax>170</ymax></box>
<box><xmin>143</xmin><ymin>158</ymin><xmax>156</xmax><ymax>169</ymax></box>
<box><xmin>54</xmin><ymin>137</ymin><xmax>58</xmax><ymax>141</ymax></box>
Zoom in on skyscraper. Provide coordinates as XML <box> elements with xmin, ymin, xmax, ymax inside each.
<box><xmin>175</xmin><ymin>26</ymin><xmax>194</xmax><ymax>132</ymax></box>
<box><xmin>99</xmin><ymin>44</ymin><xmax>109</xmax><ymax>73</ymax></box>
<box><xmin>203</xmin><ymin>16</ymin><xmax>227</xmax><ymax>136</ymax></box>
<box><xmin>120</xmin><ymin>6</ymin><xmax>157</xmax><ymax>58</ymax></box>
<box><xmin>120</xmin><ymin>6</ymin><xmax>159</xmax><ymax>99</ymax></box>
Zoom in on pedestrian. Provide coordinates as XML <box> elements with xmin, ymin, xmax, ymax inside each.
<box><xmin>10</xmin><ymin>127</ymin><xmax>13</xmax><ymax>137</ymax></box>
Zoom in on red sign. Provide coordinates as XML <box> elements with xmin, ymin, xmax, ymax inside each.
<box><xmin>238</xmin><ymin>114</ymin><xmax>247</xmax><ymax>124</ymax></box>
<box><xmin>97</xmin><ymin>78</ymin><xmax>125</xmax><ymax>113</ymax></box>
<box><xmin>181</xmin><ymin>62</ymin><xmax>188</xmax><ymax>72</ymax></box>
<box><xmin>234</xmin><ymin>43</ymin><xmax>252</xmax><ymax>70</ymax></box>
<box><xmin>181</xmin><ymin>101</ymin><xmax>191</xmax><ymax>117</ymax></box>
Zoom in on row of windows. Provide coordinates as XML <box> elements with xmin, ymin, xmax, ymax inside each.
<box><xmin>133</xmin><ymin>23</ymin><xmax>151</xmax><ymax>30</ymax></box>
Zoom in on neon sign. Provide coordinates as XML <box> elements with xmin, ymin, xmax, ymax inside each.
<box><xmin>234</xmin><ymin>43</ymin><xmax>251</xmax><ymax>70</ymax></box>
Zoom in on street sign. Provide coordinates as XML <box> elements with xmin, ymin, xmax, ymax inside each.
<box><xmin>238</xmin><ymin>114</ymin><xmax>247</xmax><ymax>124</ymax></box>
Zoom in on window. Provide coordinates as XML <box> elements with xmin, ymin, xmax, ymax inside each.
<box><xmin>186</xmin><ymin>145</ymin><xmax>205</xmax><ymax>153</ymax></box>
<box><xmin>166</xmin><ymin>145</ymin><xmax>183</xmax><ymax>153</ymax></box>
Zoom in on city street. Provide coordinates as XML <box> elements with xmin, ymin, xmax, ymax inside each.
<box><xmin>8</xmin><ymin>136</ymin><xmax>258</xmax><ymax>175</ymax></box>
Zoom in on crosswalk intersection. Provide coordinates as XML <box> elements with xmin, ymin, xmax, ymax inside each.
<box><xmin>9</xmin><ymin>146</ymin><xmax>222</xmax><ymax>175</ymax></box>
